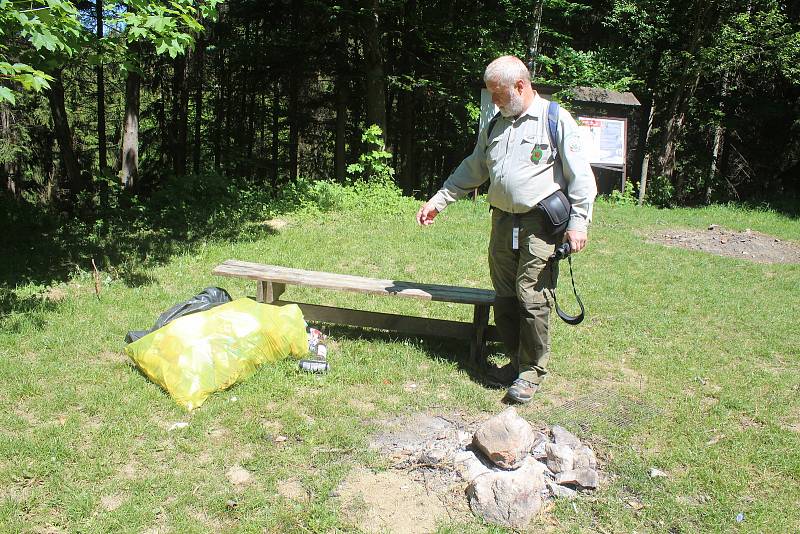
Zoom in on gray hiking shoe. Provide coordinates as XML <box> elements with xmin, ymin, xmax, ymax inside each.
<box><xmin>506</xmin><ymin>378</ymin><xmax>538</xmax><ymax>404</ymax></box>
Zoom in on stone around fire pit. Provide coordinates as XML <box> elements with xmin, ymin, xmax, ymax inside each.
<box><xmin>551</xmin><ymin>425</ymin><xmax>582</xmax><ymax>449</ymax></box>
<box><xmin>472</xmin><ymin>407</ymin><xmax>537</xmax><ymax>469</ymax></box>
<box><xmin>545</xmin><ymin>442</ymin><xmax>574</xmax><ymax>473</ymax></box>
<box><xmin>573</xmin><ymin>445</ymin><xmax>598</xmax><ymax>470</ymax></box>
<box><xmin>555</xmin><ymin>468</ymin><xmax>599</xmax><ymax>489</ymax></box>
<box><xmin>466</xmin><ymin>456</ymin><xmax>546</xmax><ymax>530</ymax></box>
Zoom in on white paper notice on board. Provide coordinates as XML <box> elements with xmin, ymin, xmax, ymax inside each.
<box><xmin>577</xmin><ymin>116</ymin><xmax>626</xmax><ymax>165</ymax></box>
<box><xmin>479</xmin><ymin>89</ymin><xmax>499</xmax><ymax>138</ymax></box>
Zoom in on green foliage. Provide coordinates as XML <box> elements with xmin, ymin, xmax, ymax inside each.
<box><xmin>0</xmin><ymin>0</ymin><xmax>83</xmax><ymax>102</ymax></box>
<box><xmin>709</xmin><ymin>5</ymin><xmax>800</xmax><ymax>81</ymax></box>
<box><xmin>645</xmin><ymin>174</ymin><xmax>675</xmax><ymax>207</ymax></box>
<box><xmin>346</xmin><ymin>124</ymin><xmax>395</xmax><ymax>183</ymax></box>
<box><xmin>2</xmin><ymin>195</ymin><xmax>800</xmax><ymax>531</ymax></box>
<box><xmin>539</xmin><ymin>47</ymin><xmax>636</xmax><ymax>91</ymax></box>
<box><xmin>0</xmin><ymin>0</ymin><xmax>221</xmax><ymax>104</ymax></box>
<box><xmin>608</xmin><ymin>179</ymin><xmax>637</xmax><ymax>205</ymax></box>
<box><xmin>120</xmin><ymin>0</ymin><xmax>223</xmax><ymax>58</ymax></box>
<box><xmin>277</xmin><ymin>176</ymin><xmax>404</xmax><ymax>218</ymax></box>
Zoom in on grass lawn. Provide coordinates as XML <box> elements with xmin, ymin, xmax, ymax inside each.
<box><xmin>1</xmin><ymin>193</ymin><xmax>798</xmax><ymax>533</ymax></box>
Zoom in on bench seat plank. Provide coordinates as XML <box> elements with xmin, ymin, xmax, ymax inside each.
<box><xmin>213</xmin><ymin>260</ymin><xmax>496</xmax><ymax>305</ymax></box>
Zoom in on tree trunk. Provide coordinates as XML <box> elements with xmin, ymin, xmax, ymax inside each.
<box><xmin>43</xmin><ymin>134</ymin><xmax>56</xmax><ymax>203</ymax></box>
<box><xmin>222</xmin><ymin>55</ymin><xmax>231</xmax><ymax>175</ymax></box>
<box><xmin>638</xmin><ymin>99</ymin><xmax>656</xmax><ymax>205</ymax></box>
<box><xmin>1</xmin><ymin>107</ymin><xmax>19</xmax><ymax>199</ymax></box>
<box><xmin>398</xmin><ymin>0</ymin><xmax>418</xmax><ymax>195</ymax></box>
<box><xmin>213</xmin><ymin>42</ymin><xmax>224</xmax><ymax>171</ymax></box>
<box><xmin>271</xmin><ymin>81</ymin><xmax>280</xmax><ymax>186</ymax></box>
<box><xmin>288</xmin><ymin>0</ymin><xmax>301</xmax><ymax>182</ymax></box>
<box><xmin>96</xmin><ymin>0</ymin><xmax>107</xmax><ymax>173</ymax></box>
<box><xmin>663</xmin><ymin>70</ymin><xmax>701</xmax><ymax>192</ymax></box>
<box><xmin>172</xmin><ymin>53</ymin><xmax>189</xmax><ymax>176</ymax></box>
<box><xmin>335</xmin><ymin>74</ymin><xmax>348</xmax><ymax>183</ymax></box>
<box><xmin>120</xmin><ymin>69</ymin><xmax>140</xmax><ymax>188</ymax></box>
<box><xmin>155</xmin><ymin>65</ymin><xmax>170</xmax><ymax>173</ymax></box>
<box><xmin>655</xmin><ymin>0</ymin><xmax>713</xmax><ymax>189</ymax></box>
<box><xmin>706</xmin><ymin>71</ymin><xmax>730</xmax><ymax>203</ymax></box>
<box><xmin>47</xmin><ymin>70</ymin><xmax>85</xmax><ymax>195</ymax></box>
<box><xmin>193</xmin><ymin>34</ymin><xmax>205</xmax><ymax>174</ymax></box>
<box><xmin>362</xmin><ymin>0</ymin><xmax>386</xmax><ymax>139</ymax></box>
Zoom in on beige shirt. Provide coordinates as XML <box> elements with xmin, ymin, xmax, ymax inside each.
<box><xmin>430</xmin><ymin>94</ymin><xmax>597</xmax><ymax>232</ymax></box>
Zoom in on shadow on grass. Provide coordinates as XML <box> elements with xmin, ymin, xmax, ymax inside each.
<box><xmin>320</xmin><ymin>323</ymin><xmax>508</xmax><ymax>389</ymax></box>
<box><xmin>0</xmin><ymin>175</ymin><xmax>281</xmax><ymax>290</ymax></box>
<box><xmin>0</xmin><ymin>288</ymin><xmax>62</xmax><ymax>331</ymax></box>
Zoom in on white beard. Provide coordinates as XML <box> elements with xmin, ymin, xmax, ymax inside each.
<box><xmin>499</xmin><ymin>89</ymin><xmax>526</xmax><ymax>118</ymax></box>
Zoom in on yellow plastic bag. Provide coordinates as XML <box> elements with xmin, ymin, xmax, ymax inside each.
<box><xmin>126</xmin><ymin>298</ymin><xmax>307</xmax><ymax>410</ymax></box>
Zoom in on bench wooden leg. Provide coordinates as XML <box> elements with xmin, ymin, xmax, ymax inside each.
<box><xmin>470</xmin><ymin>304</ymin><xmax>490</xmax><ymax>369</ymax></box>
<box><xmin>257</xmin><ymin>281</ymin><xmax>286</xmax><ymax>303</ymax></box>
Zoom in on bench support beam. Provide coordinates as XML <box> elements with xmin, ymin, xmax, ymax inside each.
<box><xmin>470</xmin><ymin>304</ymin><xmax>490</xmax><ymax>368</ymax></box>
<box><xmin>273</xmin><ymin>300</ymin><xmax>499</xmax><ymax>347</ymax></box>
<box><xmin>258</xmin><ymin>281</ymin><xmax>286</xmax><ymax>303</ymax></box>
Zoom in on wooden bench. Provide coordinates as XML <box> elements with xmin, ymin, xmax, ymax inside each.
<box><xmin>212</xmin><ymin>259</ymin><xmax>500</xmax><ymax>365</ymax></box>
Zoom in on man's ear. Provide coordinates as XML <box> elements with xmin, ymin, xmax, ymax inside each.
<box><xmin>515</xmin><ymin>79</ymin><xmax>525</xmax><ymax>94</ymax></box>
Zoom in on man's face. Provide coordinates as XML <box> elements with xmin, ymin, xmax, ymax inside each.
<box><xmin>487</xmin><ymin>78</ymin><xmax>525</xmax><ymax>118</ymax></box>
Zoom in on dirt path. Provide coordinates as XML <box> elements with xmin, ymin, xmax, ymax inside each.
<box><xmin>649</xmin><ymin>225</ymin><xmax>800</xmax><ymax>264</ymax></box>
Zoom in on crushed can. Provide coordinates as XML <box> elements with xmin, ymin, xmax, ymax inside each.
<box><xmin>298</xmin><ymin>359</ymin><xmax>330</xmax><ymax>373</ymax></box>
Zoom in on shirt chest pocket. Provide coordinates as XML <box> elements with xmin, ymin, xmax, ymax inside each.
<box><xmin>519</xmin><ymin>135</ymin><xmax>551</xmax><ymax>166</ymax></box>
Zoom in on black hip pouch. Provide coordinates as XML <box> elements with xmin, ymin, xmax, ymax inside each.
<box><xmin>536</xmin><ymin>189</ymin><xmax>571</xmax><ymax>236</ymax></box>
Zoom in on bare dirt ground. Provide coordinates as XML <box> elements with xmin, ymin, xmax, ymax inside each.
<box><xmin>649</xmin><ymin>225</ymin><xmax>800</xmax><ymax>264</ymax></box>
<box><xmin>334</xmin><ymin>412</ymin><xmax>478</xmax><ymax>533</ymax></box>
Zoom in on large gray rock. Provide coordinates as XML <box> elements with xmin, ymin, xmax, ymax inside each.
<box><xmin>551</xmin><ymin>425</ymin><xmax>582</xmax><ymax>449</ymax></box>
<box><xmin>545</xmin><ymin>442</ymin><xmax>574</xmax><ymax>473</ymax></box>
<box><xmin>573</xmin><ymin>445</ymin><xmax>597</xmax><ymax>470</ymax></box>
<box><xmin>546</xmin><ymin>479</ymin><xmax>578</xmax><ymax>500</ymax></box>
<box><xmin>530</xmin><ymin>431</ymin><xmax>549</xmax><ymax>459</ymax></box>
<box><xmin>555</xmin><ymin>468</ymin><xmax>599</xmax><ymax>489</ymax></box>
<box><xmin>467</xmin><ymin>457</ymin><xmax>546</xmax><ymax>529</ymax></box>
<box><xmin>453</xmin><ymin>450</ymin><xmax>492</xmax><ymax>483</ymax></box>
<box><xmin>472</xmin><ymin>407</ymin><xmax>536</xmax><ymax>469</ymax></box>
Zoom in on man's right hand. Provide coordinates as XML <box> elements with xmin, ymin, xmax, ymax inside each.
<box><xmin>416</xmin><ymin>202</ymin><xmax>439</xmax><ymax>226</ymax></box>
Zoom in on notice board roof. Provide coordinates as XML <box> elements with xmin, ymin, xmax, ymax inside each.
<box><xmin>568</xmin><ymin>86</ymin><xmax>641</xmax><ymax>106</ymax></box>
<box><xmin>529</xmin><ymin>84</ymin><xmax>640</xmax><ymax>107</ymax></box>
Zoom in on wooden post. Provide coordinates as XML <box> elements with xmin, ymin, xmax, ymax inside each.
<box><xmin>257</xmin><ymin>281</ymin><xmax>285</xmax><ymax>303</ymax></box>
<box><xmin>470</xmin><ymin>304</ymin><xmax>490</xmax><ymax>369</ymax></box>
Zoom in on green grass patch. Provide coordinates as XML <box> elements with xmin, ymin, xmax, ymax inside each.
<box><xmin>1</xmin><ymin>190</ymin><xmax>799</xmax><ymax>532</ymax></box>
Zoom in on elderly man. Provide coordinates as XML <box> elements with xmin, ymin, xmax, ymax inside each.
<box><xmin>416</xmin><ymin>55</ymin><xmax>597</xmax><ymax>403</ymax></box>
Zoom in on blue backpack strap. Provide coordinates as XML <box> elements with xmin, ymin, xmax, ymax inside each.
<box><xmin>547</xmin><ymin>100</ymin><xmax>560</xmax><ymax>162</ymax></box>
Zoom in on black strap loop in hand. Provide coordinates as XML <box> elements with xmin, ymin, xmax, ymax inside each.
<box><xmin>549</xmin><ymin>255</ymin><xmax>585</xmax><ymax>325</ymax></box>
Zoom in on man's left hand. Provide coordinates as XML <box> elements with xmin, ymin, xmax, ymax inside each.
<box><xmin>564</xmin><ymin>230</ymin><xmax>587</xmax><ymax>253</ymax></box>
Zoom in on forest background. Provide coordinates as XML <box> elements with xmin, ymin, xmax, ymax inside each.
<box><xmin>1</xmin><ymin>0</ymin><xmax>799</xmax><ymax>256</ymax></box>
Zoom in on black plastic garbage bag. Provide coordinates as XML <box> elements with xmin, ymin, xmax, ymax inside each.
<box><xmin>125</xmin><ymin>287</ymin><xmax>232</xmax><ymax>343</ymax></box>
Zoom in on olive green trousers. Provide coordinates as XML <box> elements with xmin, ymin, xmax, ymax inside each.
<box><xmin>488</xmin><ymin>208</ymin><xmax>560</xmax><ymax>385</ymax></box>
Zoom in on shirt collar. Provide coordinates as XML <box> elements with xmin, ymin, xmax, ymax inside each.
<box><xmin>517</xmin><ymin>93</ymin><xmax>544</xmax><ymax>121</ymax></box>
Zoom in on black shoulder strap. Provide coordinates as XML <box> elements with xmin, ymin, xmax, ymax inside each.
<box><xmin>485</xmin><ymin>111</ymin><xmax>502</xmax><ymax>140</ymax></box>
